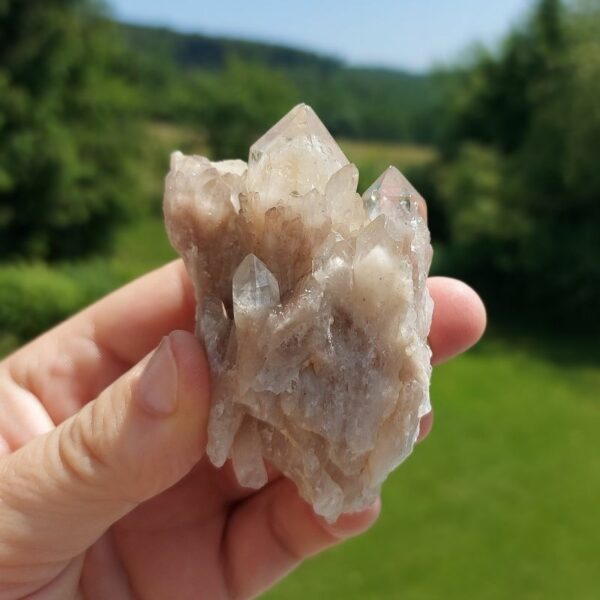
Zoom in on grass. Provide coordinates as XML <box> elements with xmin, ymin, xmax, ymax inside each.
<box><xmin>340</xmin><ymin>139</ymin><xmax>437</xmax><ymax>194</ymax></box>
<box><xmin>265</xmin><ymin>336</ymin><xmax>600</xmax><ymax>599</ymax></box>
<box><xmin>340</xmin><ymin>139</ymin><xmax>437</xmax><ymax>170</ymax></box>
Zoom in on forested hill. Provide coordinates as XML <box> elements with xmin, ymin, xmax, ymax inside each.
<box><xmin>119</xmin><ymin>22</ymin><xmax>342</xmax><ymax>71</ymax></box>
<box><xmin>118</xmin><ymin>22</ymin><xmax>440</xmax><ymax>143</ymax></box>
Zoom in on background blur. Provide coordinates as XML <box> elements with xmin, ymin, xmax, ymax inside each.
<box><xmin>0</xmin><ymin>0</ymin><xmax>599</xmax><ymax>597</ymax></box>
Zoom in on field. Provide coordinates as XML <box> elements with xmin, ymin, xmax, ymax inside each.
<box><xmin>1</xmin><ymin>137</ymin><xmax>598</xmax><ymax>599</ymax></box>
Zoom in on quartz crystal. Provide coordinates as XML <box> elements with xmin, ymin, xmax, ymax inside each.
<box><xmin>163</xmin><ymin>104</ymin><xmax>433</xmax><ymax>522</ymax></box>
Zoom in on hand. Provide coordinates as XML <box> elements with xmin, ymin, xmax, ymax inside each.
<box><xmin>0</xmin><ymin>260</ymin><xmax>485</xmax><ymax>599</ymax></box>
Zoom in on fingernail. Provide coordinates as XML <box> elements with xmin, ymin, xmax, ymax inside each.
<box><xmin>137</xmin><ymin>336</ymin><xmax>179</xmax><ymax>417</ymax></box>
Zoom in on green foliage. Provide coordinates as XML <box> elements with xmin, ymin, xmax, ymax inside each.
<box><xmin>0</xmin><ymin>214</ymin><xmax>177</xmax><ymax>351</ymax></box>
<box><xmin>197</xmin><ymin>60</ymin><xmax>299</xmax><ymax>160</ymax></box>
<box><xmin>118</xmin><ymin>22</ymin><xmax>439</xmax><ymax>146</ymax></box>
<box><xmin>438</xmin><ymin>0</ymin><xmax>600</xmax><ymax>325</ymax></box>
<box><xmin>0</xmin><ymin>264</ymin><xmax>85</xmax><ymax>338</ymax></box>
<box><xmin>0</xmin><ymin>0</ymin><xmax>142</xmax><ymax>261</ymax></box>
<box><xmin>292</xmin><ymin>67</ymin><xmax>440</xmax><ymax>143</ymax></box>
<box><xmin>439</xmin><ymin>144</ymin><xmax>531</xmax><ymax>272</ymax></box>
<box><xmin>1</xmin><ymin>0</ymin><xmax>598</xmax><ymax>342</ymax></box>
<box><xmin>119</xmin><ymin>22</ymin><xmax>341</xmax><ymax>72</ymax></box>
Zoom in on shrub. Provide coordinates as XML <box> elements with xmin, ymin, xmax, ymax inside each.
<box><xmin>0</xmin><ymin>260</ymin><xmax>127</xmax><ymax>342</ymax></box>
<box><xmin>0</xmin><ymin>264</ymin><xmax>85</xmax><ymax>339</ymax></box>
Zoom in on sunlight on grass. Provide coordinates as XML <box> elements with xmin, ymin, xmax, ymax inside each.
<box><xmin>340</xmin><ymin>139</ymin><xmax>437</xmax><ymax>169</ymax></box>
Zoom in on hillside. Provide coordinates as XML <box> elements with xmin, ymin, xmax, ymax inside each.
<box><xmin>118</xmin><ymin>22</ymin><xmax>441</xmax><ymax>143</ymax></box>
<box><xmin>119</xmin><ymin>22</ymin><xmax>342</xmax><ymax>72</ymax></box>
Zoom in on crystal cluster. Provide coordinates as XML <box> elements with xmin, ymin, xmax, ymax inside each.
<box><xmin>163</xmin><ymin>104</ymin><xmax>433</xmax><ymax>522</ymax></box>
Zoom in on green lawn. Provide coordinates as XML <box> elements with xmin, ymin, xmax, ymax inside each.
<box><xmin>265</xmin><ymin>336</ymin><xmax>600</xmax><ymax>600</ymax></box>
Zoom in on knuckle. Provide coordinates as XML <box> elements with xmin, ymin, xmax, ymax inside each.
<box><xmin>55</xmin><ymin>403</ymin><xmax>112</xmax><ymax>495</ymax></box>
<box><xmin>268</xmin><ymin>498</ymin><xmax>305</xmax><ymax>564</ymax></box>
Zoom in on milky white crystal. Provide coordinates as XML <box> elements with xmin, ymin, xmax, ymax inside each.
<box><xmin>163</xmin><ymin>104</ymin><xmax>433</xmax><ymax>522</ymax></box>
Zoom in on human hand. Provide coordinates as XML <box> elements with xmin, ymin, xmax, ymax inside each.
<box><xmin>0</xmin><ymin>260</ymin><xmax>485</xmax><ymax>599</ymax></box>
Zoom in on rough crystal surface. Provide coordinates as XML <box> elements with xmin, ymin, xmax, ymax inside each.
<box><xmin>163</xmin><ymin>104</ymin><xmax>433</xmax><ymax>522</ymax></box>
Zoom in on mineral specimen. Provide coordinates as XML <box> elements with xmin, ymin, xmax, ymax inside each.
<box><xmin>163</xmin><ymin>104</ymin><xmax>433</xmax><ymax>522</ymax></box>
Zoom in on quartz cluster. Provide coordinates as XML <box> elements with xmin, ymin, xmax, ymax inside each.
<box><xmin>163</xmin><ymin>104</ymin><xmax>433</xmax><ymax>522</ymax></box>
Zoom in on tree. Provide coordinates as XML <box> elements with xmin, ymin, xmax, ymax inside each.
<box><xmin>439</xmin><ymin>0</ymin><xmax>600</xmax><ymax>325</ymax></box>
<box><xmin>196</xmin><ymin>59</ymin><xmax>299</xmax><ymax>160</ymax></box>
<box><xmin>0</xmin><ymin>0</ymin><xmax>141</xmax><ymax>260</ymax></box>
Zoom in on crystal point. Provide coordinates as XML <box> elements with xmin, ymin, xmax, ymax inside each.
<box><xmin>363</xmin><ymin>165</ymin><xmax>422</xmax><ymax>220</ymax></box>
<box><xmin>232</xmin><ymin>254</ymin><xmax>280</xmax><ymax>321</ymax></box>
<box><xmin>250</xmin><ymin>103</ymin><xmax>347</xmax><ymax>166</ymax></box>
<box><xmin>247</xmin><ymin>103</ymin><xmax>349</xmax><ymax>206</ymax></box>
<box><xmin>164</xmin><ymin>105</ymin><xmax>433</xmax><ymax>523</ymax></box>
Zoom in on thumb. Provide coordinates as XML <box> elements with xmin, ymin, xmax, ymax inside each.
<box><xmin>0</xmin><ymin>330</ymin><xmax>210</xmax><ymax>588</ymax></box>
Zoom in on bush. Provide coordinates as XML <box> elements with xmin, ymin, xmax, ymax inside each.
<box><xmin>438</xmin><ymin>144</ymin><xmax>531</xmax><ymax>272</ymax></box>
<box><xmin>0</xmin><ymin>259</ymin><xmax>128</xmax><ymax>342</ymax></box>
<box><xmin>0</xmin><ymin>264</ymin><xmax>85</xmax><ymax>339</ymax></box>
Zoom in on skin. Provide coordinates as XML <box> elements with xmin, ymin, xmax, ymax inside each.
<box><xmin>0</xmin><ymin>259</ymin><xmax>486</xmax><ymax>600</ymax></box>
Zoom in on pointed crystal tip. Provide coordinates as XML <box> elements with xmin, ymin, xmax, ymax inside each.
<box><xmin>232</xmin><ymin>254</ymin><xmax>280</xmax><ymax>322</ymax></box>
<box><xmin>246</xmin><ymin>104</ymin><xmax>349</xmax><ymax>201</ymax></box>
<box><xmin>249</xmin><ymin>103</ymin><xmax>347</xmax><ymax>166</ymax></box>
<box><xmin>362</xmin><ymin>166</ymin><xmax>421</xmax><ymax>221</ymax></box>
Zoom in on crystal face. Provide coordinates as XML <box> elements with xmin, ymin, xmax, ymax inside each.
<box><xmin>247</xmin><ymin>103</ymin><xmax>349</xmax><ymax>208</ymax></box>
<box><xmin>164</xmin><ymin>104</ymin><xmax>433</xmax><ymax>522</ymax></box>
<box><xmin>232</xmin><ymin>254</ymin><xmax>280</xmax><ymax>322</ymax></box>
<box><xmin>362</xmin><ymin>165</ymin><xmax>422</xmax><ymax>220</ymax></box>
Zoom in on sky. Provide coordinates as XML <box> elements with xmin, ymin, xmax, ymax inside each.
<box><xmin>108</xmin><ymin>0</ymin><xmax>535</xmax><ymax>72</ymax></box>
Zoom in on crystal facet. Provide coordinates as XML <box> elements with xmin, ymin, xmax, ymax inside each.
<box><xmin>163</xmin><ymin>104</ymin><xmax>433</xmax><ymax>522</ymax></box>
<box><xmin>232</xmin><ymin>254</ymin><xmax>280</xmax><ymax>322</ymax></box>
<box><xmin>362</xmin><ymin>165</ymin><xmax>423</xmax><ymax>220</ymax></box>
<box><xmin>247</xmin><ymin>103</ymin><xmax>349</xmax><ymax>209</ymax></box>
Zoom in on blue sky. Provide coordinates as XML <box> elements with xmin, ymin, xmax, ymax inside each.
<box><xmin>108</xmin><ymin>0</ymin><xmax>535</xmax><ymax>72</ymax></box>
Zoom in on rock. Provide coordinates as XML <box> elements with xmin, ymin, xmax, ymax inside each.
<box><xmin>163</xmin><ymin>104</ymin><xmax>433</xmax><ymax>522</ymax></box>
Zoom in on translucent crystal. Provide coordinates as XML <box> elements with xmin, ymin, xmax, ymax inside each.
<box><xmin>232</xmin><ymin>254</ymin><xmax>280</xmax><ymax>322</ymax></box>
<box><xmin>231</xmin><ymin>418</ymin><xmax>268</xmax><ymax>489</ymax></box>
<box><xmin>362</xmin><ymin>165</ymin><xmax>422</xmax><ymax>220</ymax></box>
<box><xmin>247</xmin><ymin>103</ymin><xmax>349</xmax><ymax>208</ymax></box>
<box><xmin>164</xmin><ymin>104</ymin><xmax>433</xmax><ymax>522</ymax></box>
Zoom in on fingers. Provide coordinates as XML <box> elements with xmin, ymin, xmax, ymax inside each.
<box><xmin>223</xmin><ymin>477</ymin><xmax>380</xmax><ymax>599</ymax></box>
<box><xmin>428</xmin><ymin>276</ymin><xmax>486</xmax><ymax>365</ymax></box>
<box><xmin>0</xmin><ymin>331</ymin><xmax>210</xmax><ymax>595</ymax></box>
<box><xmin>86</xmin><ymin>261</ymin><xmax>195</xmax><ymax>366</ymax></box>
